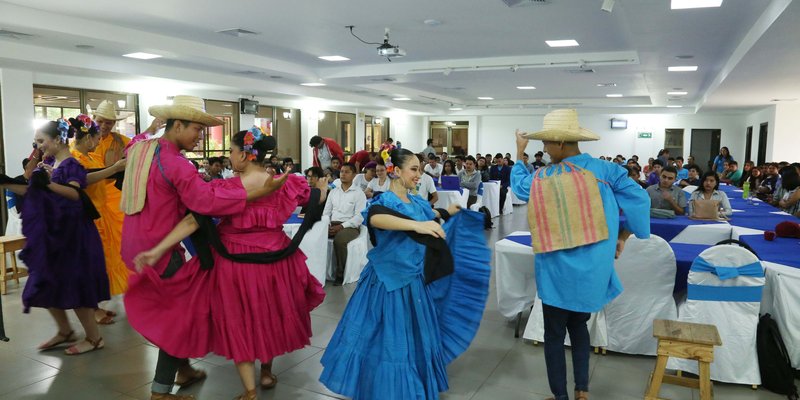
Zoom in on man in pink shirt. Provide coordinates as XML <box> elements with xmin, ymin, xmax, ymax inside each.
<box><xmin>121</xmin><ymin>95</ymin><xmax>287</xmax><ymax>400</ymax></box>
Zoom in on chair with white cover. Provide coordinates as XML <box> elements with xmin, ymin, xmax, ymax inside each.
<box><xmin>605</xmin><ymin>235</ymin><xmax>678</xmax><ymax>355</ymax></box>
<box><xmin>522</xmin><ymin>295</ymin><xmax>608</xmax><ymax>350</ymax></box>
<box><xmin>667</xmin><ymin>244</ymin><xmax>764</xmax><ymax>386</ymax></box>
<box><xmin>293</xmin><ymin>216</ymin><xmax>330</xmax><ymax>287</ymax></box>
<box><xmin>326</xmin><ymin>225</ymin><xmax>370</xmax><ymax>285</ymax></box>
<box><xmin>469</xmin><ymin>182</ymin><xmax>484</xmax><ymax>212</ymax></box>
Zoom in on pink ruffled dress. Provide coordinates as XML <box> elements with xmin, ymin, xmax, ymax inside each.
<box><xmin>125</xmin><ymin>175</ymin><xmax>325</xmax><ymax>362</ymax></box>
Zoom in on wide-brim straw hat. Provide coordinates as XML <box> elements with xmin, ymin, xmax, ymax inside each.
<box><xmin>524</xmin><ymin>109</ymin><xmax>600</xmax><ymax>142</ymax></box>
<box><xmin>149</xmin><ymin>95</ymin><xmax>222</xmax><ymax>127</ymax></box>
<box><xmin>90</xmin><ymin>99</ymin><xmax>129</xmax><ymax>121</ymax></box>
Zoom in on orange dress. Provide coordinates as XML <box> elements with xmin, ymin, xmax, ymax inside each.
<box><xmin>72</xmin><ymin>149</ymin><xmax>131</xmax><ymax>295</ymax></box>
<box><xmin>92</xmin><ymin>132</ymin><xmax>129</xmax><ymax>236</ymax></box>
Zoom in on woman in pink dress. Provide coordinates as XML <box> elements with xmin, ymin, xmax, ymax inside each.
<box><xmin>132</xmin><ymin>128</ymin><xmax>327</xmax><ymax>400</ymax></box>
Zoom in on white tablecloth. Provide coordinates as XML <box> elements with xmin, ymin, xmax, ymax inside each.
<box><xmin>494</xmin><ymin>230</ymin><xmax>536</xmax><ymax>318</ymax></box>
<box><xmin>283</xmin><ymin>216</ymin><xmax>330</xmax><ymax>287</ymax></box>
<box><xmin>482</xmin><ymin>182</ymin><xmax>501</xmax><ymax>217</ymax></box>
<box><xmin>434</xmin><ymin>189</ymin><xmax>469</xmax><ymax>210</ymax></box>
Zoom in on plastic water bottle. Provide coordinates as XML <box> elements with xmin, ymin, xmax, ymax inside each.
<box><xmin>742</xmin><ymin>180</ymin><xmax>750</xmax><ymax>200</ymax></box>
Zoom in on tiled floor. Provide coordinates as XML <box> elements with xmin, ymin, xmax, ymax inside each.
<box><xmin>0</xmin><ymin>206</ymin><xmax>789</xmax><ymax>399</ymax></box>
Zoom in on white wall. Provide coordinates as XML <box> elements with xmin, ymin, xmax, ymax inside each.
<box><xmin>772</xmin><ymin>103</ymin><xmax>800</xmax><ymax>163</ymax></box>
<box><xmin>1</xmin><ymin>69</ymin><xmax>35</xmax><ymax>176</ymax></box>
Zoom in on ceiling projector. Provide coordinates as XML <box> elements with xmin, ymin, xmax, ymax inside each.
<box><xmin>377</xmin><ymin>28</ymin><xmax>405</xmax><ymax>60</ymax></box>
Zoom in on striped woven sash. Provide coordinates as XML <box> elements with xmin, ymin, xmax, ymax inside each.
<box><xmin>120</xmin><ymin>139</ymin><xmax>159</xmax><ymax>215</ymax></box>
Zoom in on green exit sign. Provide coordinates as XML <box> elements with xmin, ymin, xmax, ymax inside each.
<box><xmin>638</xmin><ymin>132</ymin><xmax>652</xmax><ymax>139</ymax></box>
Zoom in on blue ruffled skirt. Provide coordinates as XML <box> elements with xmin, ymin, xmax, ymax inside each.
<box><xmin>320</xmin><ymin>210</ymin><xmax>491</xmax><ymax>399</ymax></box>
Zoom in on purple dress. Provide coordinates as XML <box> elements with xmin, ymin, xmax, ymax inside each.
<box><xmin>19</xmin><ymin>158</ymin><xmax>109</xmax><ymax>312</ymax></box>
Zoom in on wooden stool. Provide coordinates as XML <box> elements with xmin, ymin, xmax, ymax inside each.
<box><xmin>0</xmin><ymin>235</ymin><xmax>27</xmax><ymax>295</ymax></box>
<box><xmin>645</xmin><ymin>319</ymin><xmax>722</xmax><ymax>400</ymax></box>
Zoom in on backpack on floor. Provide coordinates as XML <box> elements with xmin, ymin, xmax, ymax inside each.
<box><xmin>478</xmin><ymin>206</ymin><xmax>492</xmax><ymax>229</ymax></box>
<box><xmin>757</xmin><ymin>313</ymin><xmax>799</xmax><ymax>399</ymax></box>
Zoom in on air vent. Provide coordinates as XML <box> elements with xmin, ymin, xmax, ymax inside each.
<box><xmin>567</xmin><ymin>68</ymin><xmax>595</xmax><ymax>73</ymax></box>
<box><xmin>216</xmin><ymin>28</ymin><xmax>260</xmax><ymax>37</ymax></box>
<box><xmin>236</xmin><ymin>70</ymin><xmax>265</xmax><ymax>76</ymax></box>
<box><xmin>502</xmin><ymin>0</ymin><xmax>550</xmax><ymax>7</ymax></box>
<box><xmin>0</xmin><ymin>29</ymin><xmax>34</xmax><ymax>39</ymax></box>
<box><xmin>370</xmin><ymin>77</ymin><xmax>396</xmax><ymax>82</ymax></box>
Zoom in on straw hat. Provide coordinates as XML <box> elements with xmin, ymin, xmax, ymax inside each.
<box><xmin>90</xmin><ymin>99</ymin><xmax>129</xmax><ymax>121</ymax></box>
<box><xmin>524</xmin><ymin>109</ymin><xmax>600</xmax><ymax>142</ymax></box>
<box><xmin>148</xmin><ymin>95</ymin><xmax>222</xmax><ymax>127</ymax></box>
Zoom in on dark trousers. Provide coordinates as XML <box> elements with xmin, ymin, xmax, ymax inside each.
<box><xmin>499</xmin><ymin>186</ymin><xmax>508</xmax><ymax>211</ymax></box>
<box><xmin>331</xmin><ymin>222</ymin><xmax>360</xmax><ymax>281</ymax></box>
<box><xmin>542</xmin><ymin>303</ymin><xmax>591</xmax><ymax>399</ymax></box>
<box><xmin>151</xmin><ymin>347</ymin><xmax>190</xmax><ymax>393</ymax></box>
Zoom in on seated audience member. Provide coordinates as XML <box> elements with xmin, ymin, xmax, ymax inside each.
<box><xmin>689</xmin><ymin>171</ymin><xmax>732</xmax><ymax>218</ymax></box>
<box><xmin>643</xmin><ymin>157</ymin><xmax>654</xmax><ymax>174</ymax></box>
<box><xmin>490</xmin><ymin>153</ymin><xmax>511</xmax><ymax>209</ymax></box>
<box><xmin>282</xmin><ymin>157</ymin><xmax>295</xmax><ymax>173</ymax></box>
<box><xmin>504</xmin><ymin>157</ymin><xmax>514</xmax><ymax>167</ymax></box>
<box><xmin>687</xmin><ymin>155</ymin><xmax>696</xmax><ymax>166</ymax></box>
<box><xmin>777</xmin><ymin>167</ymin><xmax>800</xmax><ymax>217</ymax></box>
<box><xmin>268</xmin><ymin>155</ymin><xmax>284</xmax><ymax>174</ymax></box>
<box><xmin>647</xmin><ymin>166</ymin><xmax>687</xmax><ymax>215</ymax></box>
<box><xmin>720</xmin><ymin>160</ymin><xmax>742</xmax><ymax>185</ymax></box>
<box><xmin>646</xmin><ymin>159</ymin><xmax>664</xmax><ymax>186</ymax></box>
<box><xmin>756</xmin><ymin>163</ymin><xmax>780</xmax><ymax>200</ymax></box>
<box><xmin>441</xmin><ymin>151</ymin><xmax>449</xmax><ymax>162</ymax></box>
<box><xmin>352</xmin><ymin>161</ymin><xmax>376</xmax><ymax>191</ymax></box>
<box><xmin>415</xmin><ymin>154</ymin><xmax>439</xmax><ymax>206</ymax></box>
<box><xmin>625</xmin><ymin>165</ymin><xmax>648</xmax><ymax>189</ymax></box>
<box><xmin>323</xmin><ymin>164</ymin><xmax>368</xmax><ymax>285</ymax></box>
<box><xmin>720</xmin><ymin>160</ymin><xmax>732</xmax><ymax>180</ymax></box>
<box><xmin>521</xmin><ymin>153</ymin><xmax>534</xmax><ymax>173</ymax></box>
<box><xmin>532</xmin><ymin>151</ymin><xmax>546</xmax><ymax>170</ymax></box>
<box><xmin>330</xmin><ymin>157</ymin><xmax>342</xmax><ymax>179</ymax></box>
<box><xmin>675</xmin><ymin>157</ymin><xmax>688</xmax><ymax>181</ymax></box>
<box><xmin>348</xmin><ymin>149</ymin><xmax>372</xmax><ymax>172</ymax></box>
<box><xmin>747</xmin><ymin>166</ymin><xmax>762</xmax><ymax>189</ymax></box>
<box><xmin>459</xmin><ymin>156</ymin><xmax>482</xmax><ymax>208</ymax></box>
<box><xmin>477</xmin><ymin>157</ymin><xmax>491</xmax><ymax>182</ymax></box>
<box><xmin>203</xmin><ymin>157</ymin><xmax>224</xmax><ymax>181</ymax></box>
<box><xmin>303</xmin><ymin>166</ymin><xmax>329</xmax><ymax>211</ymax></box>
<box><xmin>442</xmin><ymin>160</ymin><xmax>457</xmax><ymax>177</ymax></box>
<box><xmin>678</xmin><ymin>164</ymin><xmax>703</xmax><ymax>188</ymax></box>
<box><xmin>365</xmin><ymin>163</ymin><xmax>390</xmax><ymax>199</ymax></box>
<box><xmin>221</xmin><ymin>157</ymin><xmax>234</xmax><ymax>179</ymax></box>
<box><xmin>323</xmin><ymin>168</ymin><xmax>337</xmax><ymax>187</ymax></box>
<box><xmin>737</xmin><ymin>161</ymin><xmax>754</xmax><ymax>187</ymax></box>
<box><xmin>454</xmin><ymin>155</ymin><xmax>465</xmax><ymax>174</ymax></box>
<box><xmin>424</xmin><ymin>153</ymin><xmax>443</xmax><ymax>182</ymax></box>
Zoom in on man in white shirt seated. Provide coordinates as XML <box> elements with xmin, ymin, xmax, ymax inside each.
<box><xmin>352</xmin><ymin>161</ymin><xmax>376</xmax><ymax>191</ymax></box>
<box><xmin>323</xmin><ymin>164</ymin><xmax>368</xmax><ymax>285</ymax></box>
<box><xmin>416</xmin><ymin>153</ymin><xmax>439</xmax><ymax>207</ymax></box>
<box><xmin>424</xmin><ymin>153</ymin><xmax>443</xmax><ymax>183</ymax></box>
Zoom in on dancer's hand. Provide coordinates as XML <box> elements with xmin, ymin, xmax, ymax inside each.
<box><xmin>415</xmin><ymin>221</ymin><xmax>446</xmax><ymax>239</ymax></box>
<box><xmin>515</xmin><ymin>129</ymin><xmax>529</xmax><ymax>156</ymax></box>
<box><xmin>447</xmin><ymin>203</ymin><xmax>461</xmax><ymax>216</ymax></box>
<box><xmin>316</xmin><ymin>177</ymin><xmax>329</xmax><ymax>204</ymax></box>
<box><xmin>112</xmin><ymin>158</ymin><xmax>127</xmax><ymax>173</ymax></box>
<box><xmin>264</xmin><ymin>168</ymin><xmax>291</xmax><ymax>194</ymax></box>
<box><xmin>133</xmin><ymin>249</ymin><xmax>164</xmax><ymax>273</ymax></box>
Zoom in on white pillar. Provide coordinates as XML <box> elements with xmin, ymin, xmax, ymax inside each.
<box><xmin>1</xmin><ymin>69</ymin><xmax>35</xmax><ymax>177</ymax></box>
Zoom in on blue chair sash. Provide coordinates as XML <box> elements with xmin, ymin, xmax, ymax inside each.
<box><xmin>690</xmin><ymin>257</ymin><xmax>764</xmax><ymax>280</ymax></box>
<box><xmin>5</xmin><ymin>190</ymin><xmax>16</xmax><ymax>209</ymax></box>
<box><xmin>477</xmin><ymin>182</ymin><xmax>484</xmax><ymax>197</ymax></box>
<box><xmin>687</xmin><ymin>256</ymin><xmax>764</xmax><ymax>302</ymax></box>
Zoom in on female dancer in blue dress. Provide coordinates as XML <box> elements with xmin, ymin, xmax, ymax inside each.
<box><xmin>320</xmin><ymin>148</ymin><xmax>491</xmax><ymax>399</ymax></box>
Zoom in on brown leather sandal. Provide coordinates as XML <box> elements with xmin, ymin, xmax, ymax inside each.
<box><xmin>150</xmin><ymin>393</ymin><xmax>196</xmax><ymax>400</ymax></box>
<box><xmin>38</xmin><ymin>330</ymin><xmax>76</xmax><ymax>350</ymax></box>
<box><xmin>260</xmin><ymin>370</ymin><xmax>277</xmax><ymax>390</ymax></box>
<box><xmin>175</xmin><ymin>368</ymin><xmax>207</xmax><ymax>388</ymax></box>
<box><xmin>64</xmin><ymin>337</ymin><xmax>104</xmax><ymax>355</ymax></box>
<box><xmin>232</xmin><ymin>389</ymin><xmax>258</xmax><ymax>400</ymax></box>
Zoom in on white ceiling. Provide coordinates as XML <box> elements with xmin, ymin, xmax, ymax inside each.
<box><xmin>0</xmin><ymin>0</ymin><xmax>797</xmax><ymax>115</ymax></box>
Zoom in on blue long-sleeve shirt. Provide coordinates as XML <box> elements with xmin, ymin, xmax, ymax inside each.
<box><xmin>510</xmin><ymin>153</ymin><xmax>651</xmax><ymax>312</ymax></box>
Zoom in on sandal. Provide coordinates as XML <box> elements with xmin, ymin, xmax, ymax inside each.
<box><xmin>260</xmin><ymin>371</ymin><xmax>277</xmax><ymax>390</ymax></box>
<box><xmin>95</xmin><ymin>309</ymin><xmax>116</xmax><ymax>325</ymax></box>
<box><xmin>232</xmin><ymin>389</ymin><xmax>258</xmax><ymax>400</ymax></box>
<box><xmin>64</xmin><ymin>337</ymin><xmax>104</xmax><ymax>355</ymax></box>
<box><xmin>575</xmin><ymin>391</ymin><xmax>589</xmax><ymax>400</ymax></box>
<box><xmin>175</xmin><ymin>368</ymin><xmax>207</xmax><ymax>388</ymax></box>
<box><xmin>150</xmin><ymin>393</ymin><xmax>195</xmax><ymax>400</ymax></box>
<box><xmin>38</xmin><ymin>330</ymin><xmax>76</xmax><ymax>350</ymax></box>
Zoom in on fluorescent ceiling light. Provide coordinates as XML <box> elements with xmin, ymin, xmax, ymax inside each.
<box><xmin>477</xmin><ymin>96</ymin><xmax>494</xmax><ymax>100</ymax></box>
<box><xmin>667</xmin><ymin>105</ymin><xmax>683</xmax><ymax>108</ymax></box>
<box><xmin>671</xmin><ymin>0</ymin><xmax>722</xmax><ymax>10</ymax></box>
<box><xmin>668</xmin><ymin>65</ymin><xmax>698</xmax><ymax>72</ymax></box>
<box><xmin>318</xmin><ymin>55</ymin><xmax>350</xmax><ymax>62</ymax></box>
<box><xmin>516</xmin><ymin>86</ymin><xmax>536</xmax><ymax>90</ymax></box>
<box><xmin>123</xmin><ymin>52</ymin><xmax>162</xmax><ymax>60</ymax></box>
<box><xmin>393</xmin><ymin>97</ymin><xmax>411</xmax><ymax>101</ymax></box>
<box><xmin>606</xmin><ymin>94</ymin><xmax>623</xmax><ymax>98</ymax></box>
<box><xmin>449</xmin><ymin>107</ymin><xmax>463</xmax><ymax>111</ymax></box>
<box><xmin>300</xmin><ymin>82</ymin><xmax>326</xmax><ymax>87</ymax></box>
<box><xmin>667</xmin><ymin>91</ymin><xmax>688</xmax><ymax>95</ymax></box>
<box><xmin>546</xmin><ymin>39</ymin><xmax>579</xmax><ymax>47</ymax></box>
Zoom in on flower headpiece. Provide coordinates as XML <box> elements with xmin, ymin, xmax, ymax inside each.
<box><xmin>56</xmin><ymin>118</ymin><xmax>71</xmax><ymax>143</ymax></box>
<box><xmin>75</xmin><ymin>114</ymin><xmax>98</xmax><ymax>134</ymax></box>
<box><xmin>243</xmin><ymin>126</ymin><xmax>265</xmax><ymax>161</ymax></box>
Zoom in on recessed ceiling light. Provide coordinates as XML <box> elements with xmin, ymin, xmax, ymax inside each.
<box><xmin>675</xmin><ymin>55</ymin><xmax>694</xmax><ymax>60</ymax></box>
<box><xmin>300</xmin><ymin>82</ymin><xmax>326</xmax><ymax>87</ymax></box>
<box><xmin>424</xmin><ymin>19</ymin><xmax>442</xmax><ymax>26</ymax></box>
<box><xmin>318</xmin><ymin>55</ymin><xmax>350</xmax><ymax>62</ymax></box>
<box><xmin>667</xmin><ymin>105</ymin><xmax>683</xmax><ymax>108</ymax></box>
<box><xmin>770</xmin><ymin>98</ymin><xmax>798</xmax><ymax>102</ymax></box>
<box><xmin>546</xmin><ymin>39</ymin><xmax>580</xmax><ymax>47</ymax></box>
<box><xmin>123</xmin><ymin>52</ymin><xmax>162</xmax><ymax>60</ymax></box>
<box><xmin>671</xmin><ymin>0</ymin><xmax>722</xmax><ymax>10</ymax></box>
<box><xmin>606</xmin><ymin>94</ymin><xmax>623</xmax><ymax>98</ymax></box>
<box><xmin>668</xmin><ymin>65</ymin><xmax>698</xmax><ymax>72</ymax></box>
<box><xmin>667</xmin><ymin>91</ymin><xmax>688</xmax><ymax>95</ymax></box>
<box><xmin>449</xmin><ymin>107</ymin><xmax>463</xmax><ymax>111</ymax></box>
<box><xmin>516</xmin><ymin>86</ymin><xmax>536</xmax><ymax>90</ymax></box>
<box><xmin>477</xmin><ymin>97</ymin><xmax>494</xmax><ymax>100</ymax></box>
<box><xmin>393</xmin><ymin>97</ymin><xmax>411</xmax><ymax>101</ymax></box>
<box><xmin>597</xmin><ymin>83</ymin><xmax>617</xmax><ymax>87</ymax></box>
<box><xmin>75</xmin><ymin>44</ymin><xmax>94</xmax><ymax>49</ymax></box>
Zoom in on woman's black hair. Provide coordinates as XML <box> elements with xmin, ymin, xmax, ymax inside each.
<box><xmin>69</xmin><ymin>117</ymin><xmax>99</xmax><ymax>141</ymax></box>
<box><xmin>232</xmin><ymin>130</ymin><xmax>276</xmax><ymax>163</ymax></box>
<box><xmin>390</xmin><ymin>148</ymin><xmax>416</xmax><ymax>170</ymax></box>
<box><xmin>781</xmin><ymin>167</ymin><xmax>800</xmax><ymax>191</ymax></box>
<box><xmin>442</xmin><ymin>160</ymin><xmax>456</xmax><ymax>175</ymax></box>
<box><xmin>37</xmin><ymin>120</ymin><xmax>74</xmax><ymax>145</ymax></box>
<box><xmin>701</xmin><ymin>171</ymin><xmax>720</xmax><ymax>191</ymax></box>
